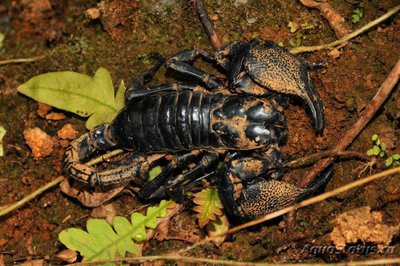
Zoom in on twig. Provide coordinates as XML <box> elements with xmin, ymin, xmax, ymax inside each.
<box><xmin>0</xmin><ymin>55</ymin><xmax>46</xmax><ymax>66</ymax></box>
<box><xmin>290</xmin><ymin>4</ymin><xmax>400</xmax><ymax>54</ymax></box>
<box><xmin>192</xmin><ymin>0</ymin><xmax>222</xmax><ymax>49</ymax></box>
<box><xmin>64</xmin><ymin>255</ymin><xmax>400</xmax><ymax>266</ymax></box>
<box><xmin>0</xmin><ymin>149</ymin><xmax>124</xmax><ymax>217</ymax></box>
<box><xmin>284</xmin><ymin>150</ymin><xmax>370</xmax><ymax>169</ymax></box>
<box><xmin>299</xmin><ymin>0</ymin><xmax>351</xmax><ymax>38</ymax></box>
<box><xmin>176</xmin><ymin>166</ymin><xmax>400</xmax><ymax>255</ymax></box>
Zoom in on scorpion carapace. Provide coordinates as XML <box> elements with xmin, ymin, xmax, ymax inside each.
<box><xmin>113</xmin><ymin>87</ymin><xmax>287</xmax><ymax>152</ymax></box>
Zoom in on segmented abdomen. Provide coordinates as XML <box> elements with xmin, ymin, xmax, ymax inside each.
<box><xmin>111</xmin><ymin>89</ymin><xmax>223</xmax><ymax>152</ymax></box>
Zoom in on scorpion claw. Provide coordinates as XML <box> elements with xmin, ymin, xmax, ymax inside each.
<box><xmin>219</xmin><ymin>157</ymin><xmax>333</xmax><ymax>220</ymax></box>
<box><xmin>302</xmin><ymin>79</ymin><xmax>325</xmax><ymax>134</ymax></box>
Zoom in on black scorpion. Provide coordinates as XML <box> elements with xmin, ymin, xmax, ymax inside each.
<box><xmin>64</xmin><ymin>41</ymin><xmax>330</xmax><ymax>220</ymax></box>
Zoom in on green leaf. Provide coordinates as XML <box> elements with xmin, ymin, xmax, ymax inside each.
<box><xmin>371</xmin><ymin>134</ymin><xmax>378</xmax><ymax>142</ymax></box>
<box><xmin>372</xmin><ymin>145</ymin><xmax>381</xmax><ymax>156</ymax></box>
<box><xmin>0</xmin><ymin>32</ymin><xmax>4</xmax><ymax>50</ymax></box>
<box><xmin>385</xmin><ymin>157</ymin><xmax>393</xmax><ymax>167</ymax></box>
<box><xmin>287</xmin><ymin>21</ymin><xmax>299</xmax><ymax>33</ymax></box>
<box><xmin>379</xmin><ymin>151</ymin><xmax>385</xmax><ymax>157</ymax></box>
<box><xmin>380</xmin><ymin>142</ymin><xmax>387</xmax><ymax>151</ymax></box>
<box><xmin>394</xmin><ymin>161</ymin><xmax>400</xmax><ymax>167</ymax></box>
<box><xmin>0</xmin><ymin>126</ymin><xmax>6</xmax><ymax>157</ymax></box>
<box><xmin>193</xmin><ymin>188</ymin><xmax>224</xmax><ymax>227</ymax></box>
<box><xmin>352</xmin><ymin>8</ymin><xmax>363</xmax><ymax>24</ymax></box>
<box><xmin>376</xmin><ymin>139</ymin><xmax>381</xmax><ymax>146</ymax></box>
<box><xmin>112</xmin><ymin>217</ymin><xmax>139</xmax><ymax>257</ymax></box>
<box><xmin>148</xmin><ymin>166</ymin><xmax>162</xmax><ymax>181</ymax></box>
<box><xmin>130</xmin><ymin>213</ymin><xmax>147</xmax><ymax>241</ymax></box>
<box><xmin>59</xmin><ymin>228</ymin><xmax>101</xmax><ymax>260</ymax></box>
<box><xmin>367</xmin><ymin>148</ymin><xmax>375</xmax><ymax>156</ymax></box>
<box><xmin>17</xmin><ymin>68</ymin><xmax>126</xmax><ymax>129</ymax></box>
<box><xmin>145</xmin><ymin>200</ymin><xmax>168</xmax><ymax>229</ymax></box>
<box><xmin>392</xmin><ymin>154</ymin><xmax>400</xmax><ymax>160</ymax></box>
<box><xmin>59</xmin><ymin>200</ymin><xmax>172</xmax><ymax>262</ymax></box>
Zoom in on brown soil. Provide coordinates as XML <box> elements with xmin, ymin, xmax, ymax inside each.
<box><xmin>0</xmin><ymin>0</ymin><xmax>399</xmax><ymax>264</ymax></box>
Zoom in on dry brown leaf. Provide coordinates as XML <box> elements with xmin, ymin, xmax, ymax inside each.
<box><xmin>206</xmin><ymin>214</ymin><xmax>229</xmax><ymax>246</ymax></box>
<box><xmin>91</xmin><ymin>203</ymin><xmax>117</xmax><ymax>224</ymax></box>
<box><xmin>146</xmin><ymin>203</ymin><xmax>184</xmax><ymax>241</ymax></box>
<box><xmin>56</xmin><ymin>249</ymin><xmax>78</xmax><ymax>264</ymax></box>
<box><xmin>45</xmin><ymin>112</ymin><xmax>66</xmax><ymax>120</ymax></box>
<box><xmin>60</xmin><ymin>179</ymin><xmax>126</xmax><ymax>207</ymax></box>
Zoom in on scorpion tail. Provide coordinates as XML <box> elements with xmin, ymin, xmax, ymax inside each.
<box><xmin>64</xmin><ymin>124</ymin><xmax>145</xmax><ymax>186</ymax></box>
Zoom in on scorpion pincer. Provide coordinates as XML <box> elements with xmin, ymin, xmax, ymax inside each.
<box><xmin>64</xmin><ymin>43</ymin><xmax>330</xmax><ymax>220</ymax></box>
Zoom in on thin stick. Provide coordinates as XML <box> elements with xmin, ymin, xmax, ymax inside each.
<box><xmin>284</xmin><ymin>150</ymin><xmax>370</xmax><ymax>169</ymax></box>
<box><xmin>193</xmin><ymin>0</ymin><xmax>222</xmax><ymax>49</ymax></box>
<box><xmin>0</xmin><ymin>55</ymin><xmax>46</xmax><ymax>66</ymax></box>
<box><xmin>66</xmin><ymin>255</ymin><xmax>400</xmax><ymax>266</ymax></box>
<box><xmin>290</xmin><ymin>4</ymin><xmax>400</xmax><ymax>54</ymax></box>
<box><xmin>176</xmin><ymin>166</ymin><xmax>400</xmax><ymax>254</ymax></box>
<box><xmin>0</xmin><ymin>149</ymin><xmax>124</xmax><ymax>217</ymax></box>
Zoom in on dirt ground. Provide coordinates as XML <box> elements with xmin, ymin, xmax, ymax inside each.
<box><xmin>0</xmin><ymin>0</ymin><xmax>399</xmax><ymax>264</ymax></box>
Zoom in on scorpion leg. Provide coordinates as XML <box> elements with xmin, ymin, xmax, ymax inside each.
<box><xmin>125</xmin><ymin>53</ymin><xmax>166</xmax><ymax>102</ymax></box>
<box><xmin>218</xmin><ymin>154</ymin><xmax>333</xmax><ymax>219</ymax></box>
<box><xmin>138</xmin><ymin>150</ymin><xmax>202</xmax><ymax>200</ymax></box>
<box><xmin>166</xmin><ymin>48</ymin><xmax>223</xmax><ymax>89</ymax></box>
<box><xmin>64</xmin><ymin>124</ymin><xmax>148</xmax><ymax>186</ymax></box>
<box><xmin>152</xmin><ymin>152</ymin><xmax>220</xmax><ymax>201</ymax></box>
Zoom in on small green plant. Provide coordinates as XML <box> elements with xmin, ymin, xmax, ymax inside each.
<box><xmin>59</xmin><ymin>200</ymin><xmax>172</xmax><ymax>263</ymax></box>
<box><xmin>301</xmin><ymin>22</ymin><xmax>315</xmax><ymax>30</ymax></box>
<box><xmin>289</xmin><ymin>33</ymin><xmax>304</xmax><ymax>48</ymax></box>
<box><xmin>352</xmin><ymin>8</ymin><xmax>363</xmax><ymax>24</ymax></box>
<box><xmin>137</xmin><ymin>53</ymin><xmax>151</xmax><ymax>65</ymax></box>
<box><xmin>193</xmin><ymin>188</ymin><xmax>223</xmax><ymax>227</ymax></box>
<box><xmin>367</xmin><ymin>134</ymin><xmax>386</xmax><ymax>157</ymax></box>
<box><xmin>367</xmin><ymin>134</ymin><xmax>399</xmax><ymax>168</ymax></box>
<box><xmin>386</xmin><ymin>154</ymin><xmax>400</xmax><ymax>167</ymax></box>
<box><xmin>287</xmin><ymin>21</ymin><xmax>299</xmax><ymax>33</ymax></box>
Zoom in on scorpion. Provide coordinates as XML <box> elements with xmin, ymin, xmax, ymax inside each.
<box><xmin>64</xmin><ymin>40</ymin><xmax>330</xmax><ymax>220</ymax></box>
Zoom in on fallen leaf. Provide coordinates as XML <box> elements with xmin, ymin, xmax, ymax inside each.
<box><xmin>56</xmin><ymin>249</ymin><xmax>78</xmax><ymax>264</ymax></box>
<box><xmin>17</xmin><ymin>69</ymin><xmax>126</xmax><ymax>129</ymax></box>
<box><xmin>45</xmin><ymin>112</ymin><xmax>66</xmax><ymax>120</ymax></box>
<box><xmin>91</xmin><ymin>203</ymin><xmax>117</xmax><ymax>224</ymax></box>
<box><xmin>206</xmin><ymin>214</ymin><xmax>229</xmax><ymax>246</ymax></box>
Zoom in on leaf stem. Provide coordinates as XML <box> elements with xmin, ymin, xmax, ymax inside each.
<box><xmin>0</xmin><ymin>55</ymin><xmax>46</xmax><ymax>66</ymax></box>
